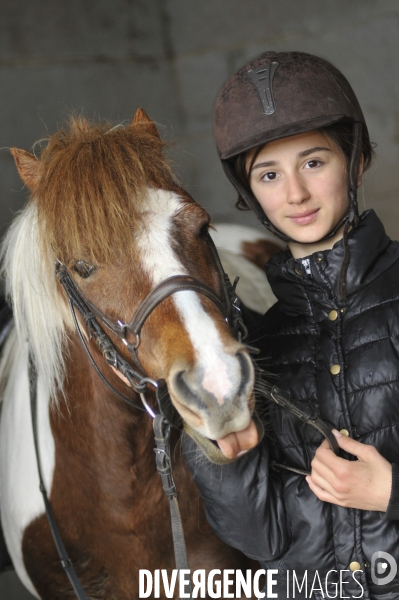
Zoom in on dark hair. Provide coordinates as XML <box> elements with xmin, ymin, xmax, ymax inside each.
<box><xmin>233</xmin><ymin>122</ymin><xmax>375</xmax><ymax>210</ymax></box>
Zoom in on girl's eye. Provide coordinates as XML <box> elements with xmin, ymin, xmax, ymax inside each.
<box><xmin>306</xmin><ymin>160</ymin><xmax>321</xmax><ymax>169</ymax></box>
<box><xmin>261</xmin><ymin>171</ymin><xmax>279</xmax><ymax>182</ymax></box>
<box><xmin>72</xmin><ymin>260</ymin><xmax>97</xmax><ymax>279</ymax></box>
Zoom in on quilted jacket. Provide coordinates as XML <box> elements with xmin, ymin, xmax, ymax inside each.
<box><xmin>185</xmin><ymin>210</ymin><xmax>399</xmax><ymax>599</ymax></box>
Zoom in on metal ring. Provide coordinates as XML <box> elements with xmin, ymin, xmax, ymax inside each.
<box><xmin>122</xmin><ymin>333</ymin><xmax>140</xmax><ymax>350</ymax></box>
<box><xmin>118</xmin><ymin>320</ymin><xmax>140</xmax><ymax>349</ymax></box>
<box><xmin>139</xmin><ymin>392</ymin><xmax>157</xmax><ymax>419</ymax></box>
<box><xmin>132</xmin><ymin>333</ymin><xmax>140</xmax><ymax>350</ymax></box>
<box><xmin>139</xmin><ymin>379</ymin><xmax>159</xmax><ymax>418</ymax></box>
<box><xmin>140</xmin><ymin>377</ymin><xmax>159</xmax><ymax>389</ymax></box>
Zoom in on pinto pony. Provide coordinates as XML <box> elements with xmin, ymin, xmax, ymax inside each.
<box><xmin>0</xmin><ymin>110</ymin><xmax>255</xmax><ymax>599</ymax></box>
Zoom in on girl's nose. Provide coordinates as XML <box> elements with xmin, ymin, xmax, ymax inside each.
<box><xmin>286</xmin><ymin>173</ymin><xmax>310</xmax><ymax>205</ymax></box>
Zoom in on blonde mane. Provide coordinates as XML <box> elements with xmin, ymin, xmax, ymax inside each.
<box><xmin>1</xmin><ymin>203</ymin><xmax>68</xmax><ymax>401</ymax></box>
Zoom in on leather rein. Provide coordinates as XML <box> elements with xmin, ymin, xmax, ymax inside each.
<box><xmin>29</xmin><ymin>232</ymin><xmax>338</xmax><ymax>599</ymax></box>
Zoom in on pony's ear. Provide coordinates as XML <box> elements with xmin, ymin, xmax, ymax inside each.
<box><xmin>10</xmin><ymin>148</ymin><xmax>41</xmax><ymax>192</ymax></box>
<box><xmin>131</xmin><ymin>108</ymin><xmax>160</xmax><ymax>139</ymax></box>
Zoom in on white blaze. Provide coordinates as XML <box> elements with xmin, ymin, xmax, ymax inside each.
<box><xmin>138</xmin><ymin>189</ymin><xmax>238</xmax><ymax>403</ymax></box>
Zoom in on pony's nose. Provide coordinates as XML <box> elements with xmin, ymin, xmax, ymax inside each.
<box><xmin>171</xmin><ymin>350</ymin><xmax>253</xmax><ymax>411</ymax></box>
<box><xmin>168</xmin><ymin>350</ymin><xmax>254</xmax><ymax>440</ymax></box>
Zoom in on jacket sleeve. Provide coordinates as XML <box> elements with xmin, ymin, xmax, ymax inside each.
<box><xmin>182</xmin><ymin>433</ymin><xmax>289</xmax><ymax>562</ymax></box>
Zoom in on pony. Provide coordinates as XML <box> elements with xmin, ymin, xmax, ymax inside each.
<box><xmin>0</xmin><ymin>109</ymin><xmax>256</xmax><ymax>599</ymax></box>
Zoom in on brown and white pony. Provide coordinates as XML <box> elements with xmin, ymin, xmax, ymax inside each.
<box><xmin>0</xmin><ymin>110</ymin><xmax>255</xmax><ymax>599</ymax></box>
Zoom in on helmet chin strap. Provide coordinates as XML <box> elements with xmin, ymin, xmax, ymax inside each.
<box><xmin>263</xmin><ymin>209</ymin><xmax>351</xmax><ymax>246</ymax></box>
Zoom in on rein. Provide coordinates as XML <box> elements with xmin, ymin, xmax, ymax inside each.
<box><xmin>29</xmin><ymin>232</ymin><xmax>338</xmax><ymax>598</ymax></box>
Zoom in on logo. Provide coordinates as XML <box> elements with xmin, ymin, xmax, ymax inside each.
<box><xmin>371</xmin><ymin>551</ymin><xmax>397</xmax><ymax>586</ymax></box>
<box><xmin>246</xmin><ymin>62</ymin><xmax>279</xmax><ymax>115</ymax></box>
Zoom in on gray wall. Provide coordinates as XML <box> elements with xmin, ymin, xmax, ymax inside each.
<box><xmin>1</xmin><ymin>0</ymin><xmax>399</xmax><ymax>239</ymax></box>
<box><xmin>0</xmin><ymin>2</ymin><xmax>398</xmax><ymax>597</ymax></box>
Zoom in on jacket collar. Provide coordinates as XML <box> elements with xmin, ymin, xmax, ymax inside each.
<box><xmin>265</xmin><ymin>210</ymin><xmax>395</xmax><ymax>312</ymax></box>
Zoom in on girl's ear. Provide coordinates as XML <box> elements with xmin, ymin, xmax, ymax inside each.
<box><xmin>357</xmin><ymin>154</ymin><xmax>365</xmax><ymax>187</ymax></box>
<box><xmin>11</xmin><ymin>148</ymin><xmax>41</xmax><ymax>192</ymax></box>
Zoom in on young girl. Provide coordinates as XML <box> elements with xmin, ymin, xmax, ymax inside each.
<box><xmin>184</xmin><ymin>52</ymin><xmax>399</xmax><ymax>599</ymax></box>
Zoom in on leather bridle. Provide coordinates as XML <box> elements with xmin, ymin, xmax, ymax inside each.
<box><xmin>29</xmin><ymin>231</ymin><xmax>339</xmax><ymax>600</ymax></box>
<box><xmin>54</xmin><ymin>232</ymin><xmax>249</xmax><ymax>420</ymax></box>
<box><xmin>30</xmin><ymin>232</ymin><xmax>250</xmax><ymax>600</ymax></box>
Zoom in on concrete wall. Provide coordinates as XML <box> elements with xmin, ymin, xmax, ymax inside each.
<box><xmin>1</xmin><ymin>3</ymin><xmax>399</xmax><ymax>598</ymax></box>
<box><xmin>1</xmin><ymin>1</ymin><xmax>399</xmax><ymax>239</ymax></box>
<box><xmin>1</xmin><ymin>0</ymin><xmax>399</xmax><ymax>238</ymax></box>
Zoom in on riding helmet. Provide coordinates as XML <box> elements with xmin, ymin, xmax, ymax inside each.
<box><xmin>214</xmin><ymin>51</ymin><xmax>370</xmax><ymax>242</ymax></box>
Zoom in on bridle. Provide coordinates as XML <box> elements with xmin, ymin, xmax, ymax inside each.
<box><xmin>29</xmin><ymin>231</ymin><xmax>339</xmax><ymax>600</ymax></box>
<box><xmin>30</xmin><ymin>232</ymin><xmax>250</xmax><ymax>600</ymax></box>
<box><xmin>55</xmin><ymin>232</ymin><xmax>249</xmax><ymax>419</ymax></box>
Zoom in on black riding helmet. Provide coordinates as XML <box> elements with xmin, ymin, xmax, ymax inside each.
<box><xmin>214</xmin><ymin>51</ymin><xmax>371</xmax><ymax>244</ymax></box>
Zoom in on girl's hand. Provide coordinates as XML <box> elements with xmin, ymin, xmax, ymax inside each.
<box><xmin>306</xmin><ymin>430</ymin><xmax>392</xmax><ymax>512</ymax></box>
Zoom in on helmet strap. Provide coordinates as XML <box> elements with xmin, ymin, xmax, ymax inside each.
<box><xmin>337</xmin><ymin>122</ymin><xmax>363</xmax><ymax>300</ymax></box>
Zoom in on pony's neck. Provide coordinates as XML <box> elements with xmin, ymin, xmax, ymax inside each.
<box><xmin>55</xmin><ymin>335</ymin><xmax>158</xmax><ymax>484</ymax></box>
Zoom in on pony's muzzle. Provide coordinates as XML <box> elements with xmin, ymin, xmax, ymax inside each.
<box><xmin>168</xmin><ymin>350</ymin><xmax>254</xmax><ymax>440</ymax></box>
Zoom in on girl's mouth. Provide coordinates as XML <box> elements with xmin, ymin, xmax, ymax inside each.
<box><xmin>289</xmin><ymin>208</ymin><xmax>320</xmax><ymax>225</ymax></box>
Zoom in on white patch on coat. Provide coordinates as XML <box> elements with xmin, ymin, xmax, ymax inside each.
<box><xmin>210</xmin><ymin>223</ymin><xmax>282</xmax><ymax>254</ymax></box>
<box><xmin>211</xmin><ymin>223</ymin><xmax>279</xmax><ymax>314</ymax></box>
<box><xmin>138</xmin><ymin>189</ymin><xmax>240</xmax><ymax>404</ymax></box>
<box><xmin>0</xmin><ymin>333</ymin><xmax>54</xmax><ymax>598</ymax></box>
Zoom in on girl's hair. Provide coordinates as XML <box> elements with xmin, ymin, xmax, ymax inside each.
<box><xmin>233</xmin><ymin>122</ymin><xmax>375</xmax><ymax>210</ymax></box>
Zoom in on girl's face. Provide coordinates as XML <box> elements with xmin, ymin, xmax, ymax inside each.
<box><xmin>246</xmin><ymin>130</ymin><xmax>351</xmax><ymax>255</ymax></box>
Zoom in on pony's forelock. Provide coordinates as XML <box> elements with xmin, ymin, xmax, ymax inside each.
<box><xmin>35</xmin><ymin>115</ymin><xmax>176</xmax><ymax>264</ymax></box>
<box><xmin>1</xmin><ymin>203</ymin><xmax>69</xmax><ymax>404</ymax></box>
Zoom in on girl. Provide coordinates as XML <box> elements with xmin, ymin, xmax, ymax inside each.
<box><xmin>184</xmin><ymin>52</ymin><xmax>399</xmax><ymax>599</ymax></box>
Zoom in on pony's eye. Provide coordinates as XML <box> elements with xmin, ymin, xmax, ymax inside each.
<box><xmin>72</xmin><ymin>261</ymin><xmax>97</xmax><ymax>279</ymax></box>
<box><xmin>199</xmin><ymin>222</ymin><xmax>210</xmax><ymax>238</ymax></box>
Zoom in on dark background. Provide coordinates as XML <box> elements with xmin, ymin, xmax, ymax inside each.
<box><xmin>1</xmin><ymin>1</ymin><xmax>399</xmax><ymax>598</ymax></box>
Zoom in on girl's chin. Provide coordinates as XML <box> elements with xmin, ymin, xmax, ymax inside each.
<box><xmin>285</xmin><ymin>227</ymin><xmax>329</xmax><ymax>245</ymax></box>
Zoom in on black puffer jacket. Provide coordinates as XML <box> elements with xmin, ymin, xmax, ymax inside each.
<box><xmin>185</xmin><ymin>210</ymin><xmax>399</xmax><ymax>599</ymax></box>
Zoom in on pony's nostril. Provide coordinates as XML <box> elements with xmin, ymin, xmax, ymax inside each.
<box><xmin>175</xmin><ymin>370</ymin><xmax>186</xmax><ymax>384</ymax></box>
<box><xmin>236</xmin><ymin>350</ymin><xmax>254</xmax><ymax>396</ymax></box>
<box><xmin>169</xmin><ymin>370</ymin><xmax>210</xmax><ymax>419</ymax></box>
<box><xmin>173</xmin><ymin>369</ymin><xmax>191</xmax><ymax>395</ymax></box>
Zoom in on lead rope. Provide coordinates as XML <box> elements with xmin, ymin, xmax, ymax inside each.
<box><xmin>29</xmin><ymin>356</ymin><xmax>89</xmax><ymax>600</ymax></box>
<box><xmin>264</xmin><ymin>382</ymin><xmax>340</xmax><ymax>476</ymax></box>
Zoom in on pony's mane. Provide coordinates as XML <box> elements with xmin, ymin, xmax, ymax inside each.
<box><xmin>1</xmin><ymin>203</ymin><xmax>68</xmax><ymax>401</ymax></box>
<box><xmin>1</xmin><ymin>115</ymin><xmax>177</xmax><ymax>401</ymax></box>
<box><xmin>34</xmin><ymin>115</ymin><xmax>176</xmax><ymax>263</ymax></box>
